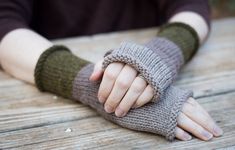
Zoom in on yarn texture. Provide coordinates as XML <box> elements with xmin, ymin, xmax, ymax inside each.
<box><xmin>34</xmin><ymin>22</ymin><xmax>199</xmax><ymax>141</ymax></box>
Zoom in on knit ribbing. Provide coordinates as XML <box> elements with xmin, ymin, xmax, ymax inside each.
<box><xmin>102</xmin><ymin>23</ymin><xmax>199</xmax><ymax>99</ymax></box>
<box><xmin>34</xmin><ymin>45</ymin><xmax>90</xmax><ymax>98</ymax></box>
<box><xmin>157</xmin><ymin>22</ymin><xmax>199</xmax><ymax>62</ymax></box>
<box><xmin>102</xmin><ymin>42</ymin><xmax>174</xmax><ymax>100</ymax></box>
<box><xmin>72</xmin><ymin>63</ymin><xmax>193</xmax><ymax>140</ymax></box>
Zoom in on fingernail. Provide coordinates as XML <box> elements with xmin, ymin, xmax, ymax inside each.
<box><xmin>89</xmin><ymin>74</ymin><xmax>94</xmax><ymax>80</ymax></box>
<box><xmin>115</xmin><ymin>107</ymin><xmax>125</xmax><ymax>117</ymax></box>
<box><xmin>202</xmin><ymin>131</ymin><xmax>213</xmax><ymax>140</ymax></box>
<box><xmin>132</xmin><ymin>105</ymin><xmax>137</xmax><ymax>109</ymax></box>
<box><xmin>213</xmin><ymin>126</ymin><xmax>223</xmax><ymax>136</ymax></box>
<box><xmin>90</xmin><ymin>70</ymin><xmax>99</xmax><ymax>80</ymax></box>
<box><xmin>98</xmin><ymin>96</ymin><xmax>105</xmax><ymax>103</ymax></box>
<box><xmin>132</xmin><ymin>104</ymin><xmax>139</xmax><ymax>109</ymax></box>
<box><xmin>105</xmin><ymin>104</ymin><xmax>113</xmax><ymax>113</ymax></box>
<box><xmin>183</xmin><ymin>134</ymin><xmax>192</xmax><ymax>141</ymax></box>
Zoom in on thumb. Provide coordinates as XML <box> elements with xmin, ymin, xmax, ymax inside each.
<box><xmin>89</xmin><ymin>59</ymin><xmax>104</xmax><ymax>81</ymax></box>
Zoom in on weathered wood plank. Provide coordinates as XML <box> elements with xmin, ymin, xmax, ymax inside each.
<box><xmin>1</xmin><ymin>91</ymin><xmax>234</xmax><ymax>150</ymax></box>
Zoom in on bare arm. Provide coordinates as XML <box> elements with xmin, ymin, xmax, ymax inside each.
<box><xmin>0</xmin><ymin>29</ymin><xmax>52</xmax><ymax>84</ymax></box>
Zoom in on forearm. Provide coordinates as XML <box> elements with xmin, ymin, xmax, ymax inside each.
<box><xmin>0</xmin><ymin>28</ymin><xmax>53</xmax><ymax>84</ymax></box>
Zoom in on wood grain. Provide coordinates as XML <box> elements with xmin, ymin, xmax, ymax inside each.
<box><xmin>0</xmin><ymin>18</ymin><xmax>235</xmax><ymax>150</ymax></box>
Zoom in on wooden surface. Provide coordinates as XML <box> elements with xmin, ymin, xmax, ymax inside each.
<box><xmin>0</xmin><ymin>18</ymin><xmax>235</xmax><ymax>150</ymax></box>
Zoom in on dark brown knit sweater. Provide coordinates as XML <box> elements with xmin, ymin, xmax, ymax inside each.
<box><xmin>0</xmin><ymin>0</ymin><xmax>210</xmax><ymax>41</ymax></box>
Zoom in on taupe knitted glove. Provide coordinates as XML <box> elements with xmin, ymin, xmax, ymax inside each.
<box><xmin>73</xmin><ymin>63</ymin><xmax>193</xmax><ymax>141</ymax></box>
<box><xmin>102</xmin><ymin>40</ymin><xmax>183</xmax><ymax>100</ymax></box>
<box><xmin>34</xmin><ymin>45</ymin><xmax>193</xmax><ymax>141</ymax></box>
<box><xmin>102</xmin><ymin>22</ymin><xmax>199</xmax><ymax>100</ymax></box>
<box><xmin>35</xmin><ymin>22</ymin><xmax>198</xmax><ymax>141</ymax></box>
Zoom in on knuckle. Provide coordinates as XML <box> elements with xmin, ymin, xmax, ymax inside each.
<box><xmin>106</xmin><ymin>100</ymin><xmax>117</xmax><ymax>108</ymax></box>
<box><xmin>131</xmin><ymin>83</ymin><xmax>144</xmax><ymax>93</ymax></box>
<box><xmin>116</xmin><ymin>79</ymin><xmax>129</xmax><ymax>89</ymax></box>
<box><xmin>98</xmin><ymin>91</ymin><xmax>106</xmax><ymax>98</ymax></box>
<box><xmin>137</xmin><ymin>76</ymin><xmax>147</xmax><ymax>84</ymax></box>
<box><xmin>183</xmin><ymin>102</ymin><xmax>194</xmax><ymax>114</ymax></box>
<box><xmin>104</xmin><ymin>69</ymin><xmax>116</xmax><ymax>80</ymax></box>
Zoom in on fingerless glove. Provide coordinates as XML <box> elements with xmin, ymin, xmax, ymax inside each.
<box><xmin>102</xmin><ymin>22</ymin><xmax>199</xmax><ymax>100</ymax></box>
<box><xmin>34</xmin><ymin>45</ymin><xmax>192</xmax><ymax>141</ymax></box>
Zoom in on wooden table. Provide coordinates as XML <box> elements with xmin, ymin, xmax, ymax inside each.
<box><xmin>0</xmin><ymin>18</ymin><xmax>235</xmax><ymax>150</ymax></box>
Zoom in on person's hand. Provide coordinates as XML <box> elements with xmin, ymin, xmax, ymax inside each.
<box><xmin>176</xmin><ymin>97</ymin><xmax>223</xmax><ymax>141</ymax></box>
<box><xmin>89</xmin><ymin>59</ymin><xmax>155</xmax><ymax>117</ymax></box>
<box><xmin>90</xmin><ymin>60</ymin><xmax>223</xmax><ymax>141</ymax></box>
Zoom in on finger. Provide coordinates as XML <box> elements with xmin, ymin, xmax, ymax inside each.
<box><xmin>90</xmin><ymin>59</ymin><xmax>104</xmax><ymax>81</ymax></box>
<box><xmin>98</xmin><ymin>62</ymin><xmax>124</xmax><ymax>103</ymax></box>
<box><xmin>175</xmin><ymin>127</ymin><xmax>192</xmax><ymax>141</ymax></box>
<box><xmin>115</xmin><ymin>76</ymin><xmax>147</xmax><ymax>117</ymax></box>
<box><xmin>182</xmin><ymin>97</ymin><xmax>223</xmax><ymax>137</ymax></box>
<box><xmin>132</xmin><ymin>84</ymin><xmax>154</xmax><ymax>108</ymax></box>
<box><xmin>177</xmin><ymin>112</ymin><xmax>213</xmax><ymax>141</ymax></box>
<box><xmin>104</xmin><ymin>64</ymin><xmax>137</xmax><ymax>113</ymax></box>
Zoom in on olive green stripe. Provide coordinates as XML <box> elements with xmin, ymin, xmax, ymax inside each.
<box><xmin>157</xmin><ymin>22</ymin><xmax>199</xmax><ymax>62</ymax></box>
<box><xmin>34</xmin><ymin>45</ymin><xmax>90</xmax><ymax>98</ymax></box>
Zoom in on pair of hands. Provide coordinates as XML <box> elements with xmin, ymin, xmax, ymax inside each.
<box><xmin>89</xmin><ymin>60</ymin><xmax>223</xmax><ymax>141</ymax></box>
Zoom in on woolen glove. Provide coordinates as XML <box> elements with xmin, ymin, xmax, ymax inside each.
<box><xmin>102</xmin><ymin>22</ymin><xmax>199</xmax><ymax>100</ymax></box>
<box><xmin>34</xmin><ymin>45</ymin><xmax>193</xmax><ymax>141</ymax></box>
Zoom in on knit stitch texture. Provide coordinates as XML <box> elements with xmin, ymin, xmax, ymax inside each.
<box><xmin>144</xmin><ymin>37</ymin><xmax>184</xmax><ymax>74</ymax></box>
<box><xmin>34</xmin><ymin>22</ymin><xmax>198</xmax><ymax>141</ymax></box>
<box><xmin>102</xmin><ymin>40</ymin><xmax>183</xmax><ymax>100</ymax></box>
<box><xmin>34</xmin><ymin>45</ymin><xmax>90</xmax><ymax>98</ymax></box>
<box><xmin>34</xmin><ymin>45</ymin><xmax>193</xmax><ymax>141</ymax></box>
<box><xmin>157</xmin><ymin>22</ymin><xmax>199</xmax><ymax>62</ymax></box>
<box><xmin>102</xmin><ymin>22</ymin><xmax>199</xmax><ymax>99</ymax></box>
<box><xmin>73</xmin><ymin>63</ymin><xmax>193</xmax><ymax>140</ymax></box>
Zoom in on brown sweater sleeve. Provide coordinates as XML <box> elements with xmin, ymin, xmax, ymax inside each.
<box><xmin>0</xmin><ymin>0</ymin><xmax>33</xmax><ymax>41</ymax></box>
<box><xmin>0</xmin><ymin>0</ymin><xmax>211</xmax><ymax>42</ymax></box>
<box><xmin>159</xmin><ymin>0</ymin><xmax>211</xmax><ymax>28</ymax></box>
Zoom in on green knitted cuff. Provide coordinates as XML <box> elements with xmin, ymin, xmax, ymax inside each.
<box><xmin>34</xmin><ymin>45</ymin><xmax>90</xmax><ymax>98</ymax></box>
<box><xmin>157</xmin><ymin>22</ymin><xmax>199</xmax><ymax>62</ymax></box>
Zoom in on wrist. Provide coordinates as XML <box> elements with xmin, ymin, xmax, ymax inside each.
<box><xmin>157</xmin><ymin>22</ymin><xmax>199</xmax><ymax>62</ymax></box>
<box><xmin>34</xmin><ymin>45</ymin><xmax>90</xmax><ymax>98</ymax></box>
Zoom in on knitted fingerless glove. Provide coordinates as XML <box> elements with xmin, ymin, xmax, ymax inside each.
<box><xmin>34</xmin><ymin>45</ymin><xmax>193</xmax><ymax>141</ymax></box>
<box><xmin>102</xmin><ymin>22</ymin><xmax>199</xmax><ymax>100</ymax></box>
